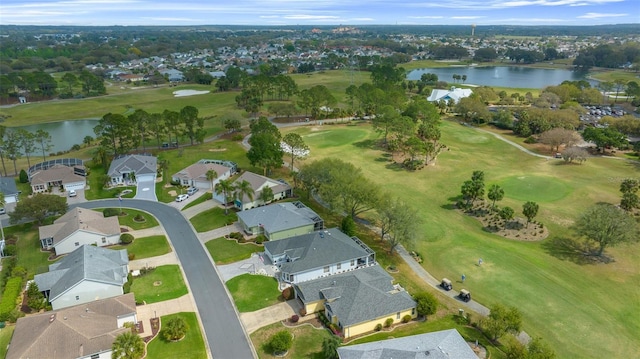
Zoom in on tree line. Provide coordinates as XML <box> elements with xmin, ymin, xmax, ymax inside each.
<box><xmin>0</xmin><ymin>126</ymin><xmax>53</xmax><ymax>176</ymax></box>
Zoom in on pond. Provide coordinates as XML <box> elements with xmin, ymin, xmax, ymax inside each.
<box><xmin>15</xmin><ymin>119</ymin><xmax>99</xmax><ymax>153</ymax></box>
<box><xmin>407</xmin><ymin>66</ymin><xmax>593</xmax><ymax>89</ymax></box>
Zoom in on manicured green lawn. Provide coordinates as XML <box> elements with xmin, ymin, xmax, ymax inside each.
<box><xmin>5</xmin><ymin>223</ymin><xmax>52</xmax><ymax>278</ymax></box>
<box><xmin>131</xmin><ymin>265</ymin><xmax>188</xmax><ymax>304</ymax></box>
<box><xmin>0</xmin><ymin>324</ymin><xmax>15</xmax><ymax>359</ymax></box>
<box><xmin>146</xmin><ymin>312</ymin><xmax>206</xmax><ymax>359</ymax></box>
<box><xmin>226</xmin><ymin>274</ymin><xmax>281</xmax><ymax>312</ymax></box>
<box><xmin>116</xmin><ymin>209</ymin><xmax>159</xmax><ymax>230</ymax></box>
<box><xmin>205</xmin><ymin>237</ymin><xmax>262</xmax><ymax>265</ymax></box>
<box><xmin>251</xmin><ymin>321</ymin><xmax>334</xmax><ymax>359</ymax></box>
<box><xmin>85</xmin><ymin>163</ymin><xmax>137</xmax><ymax>200</ymax></box>
<box><xmin>182</xmin><ymin>192</ymin><xmax>212</xmax><ymax>211</ymax></box>
<box><xmin>190</xmin><ymin>207</ymin><xmax>237</xmax><ymax>233</ymax></box>
<box><xmin>282</xmin><ymin>121</ymin><xmax>640</xmax><ymax>359</ymax></box>
<box><xmin>110</xmin><ymin>235</ymin><xmax>171</xmax><ymax>260</ymax></box>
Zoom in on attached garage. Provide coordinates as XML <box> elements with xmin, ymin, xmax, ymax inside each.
<box><xmin>64</xmin><ymin>182</ymin><xmax>86</xmax><ymax>191</ymax></box>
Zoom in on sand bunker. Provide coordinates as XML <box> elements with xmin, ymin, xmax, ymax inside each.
<box><xmin>173</xmin><ymin>89</ymin><xmax>210</xmax><ymax>97</ymax></box>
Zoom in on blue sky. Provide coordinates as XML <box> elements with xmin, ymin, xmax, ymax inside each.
<box><xmin>1</xmin><ymin>0</ymin><xmax>638</xmax><ymax>26</ymax></box>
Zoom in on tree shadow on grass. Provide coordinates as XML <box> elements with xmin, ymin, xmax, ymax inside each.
<box><xmin>384</xmin><ymin>162</ymin><xmax>407</xmax><ymax>172</ymax></box>
<box><xmin>541</xmin><ymin>236</ymin><xmax>614</xmax><ymax>265</ymax></box>
<box><xmin>352</xmin><ymin>139</ymin><xmax>376</xmax><ymax>149</ymax></box>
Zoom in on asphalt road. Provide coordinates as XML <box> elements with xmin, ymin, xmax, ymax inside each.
<box><xmin>73</xmin><ymin>199</ymin><xmax>255</xmax><ymax>359</ymax></box>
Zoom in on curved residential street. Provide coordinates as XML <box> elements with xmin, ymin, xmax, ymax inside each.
<box><xmin>73</xmin><ymin>199</ymin><xmax>256</xmax><ymax>359</ymax></box>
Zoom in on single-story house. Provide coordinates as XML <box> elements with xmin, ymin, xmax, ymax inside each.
<box><xmin>264</xmin><ymin>228</ymin><xmax>375</xmax><ymax>284</ymax></box>
<box><xmin>216</xmin><ymin>171</ymin><xmax>291</xmax><ymax>211</ymax></box>
<box><xmin>237</xmin><ymin>201</ymin><xmax>323</xmax><ymax>240</ymax></box>
<box><xmin>427</xmin><ymin>86</ymin><xmax>473</xmax><ymax>104</ymax></box>
<box><xmin>209</xmin><ymin>71</ymin><xmax>226</xmax><ymax>78</ymax></box>
<box><xmin>0</xmin><ymin>176</ymin><xmax>19</xmax><ymax>204</ymax></box>
<box><xmin>39</xmin><ymin>207</ymin><xmax>121</xmax><ymax>256</ymax></box>
<box><xmin>6</xmin><ymin>293</ymin><xmax>137</xmax><ymax>359</ymax></box>
<box><xmin>337</xmin><ymin>328</ymin><xmax>478</xmax><ymax>358</ymax></box>
<box><xmin>34</xmin><ymin>245</ymin><xmax>129</xmax><ymax>310</ymax></box>
<box><xmin>294</xmin><ymin>265</ymin><xmax>417</xmax><ymax>339</ymax></box>
<box><xmin>29</xmin><ymin>164</ymin><xmax>87</xmax><ymax>194</ymax></box>
<box><xmin>160</xmin><ymin>68</ymin><xmax>184</xmax><ymax>82</ymax></box>
<box><xmin>172</xmin><ymin>162</ymin><xmax>233</xmax><ymax>190</ymax></box>
<box><xmin>107</xmin><ymin>154</ymin><xmax>157</xmax><ymax>185</ymax></box>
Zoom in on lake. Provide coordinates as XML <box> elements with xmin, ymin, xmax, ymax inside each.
<box><xmin>16</xmin><ymin>119</ymin><xmax>99</xmax><ymax>153</ymax></box>
<box><xmin>407</xmin><ymin>66</ymin><xmax>592</xmax><ymax>89</ymax></box>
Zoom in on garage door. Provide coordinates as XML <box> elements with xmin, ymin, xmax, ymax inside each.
<box><xmin>135</xmin><ymin>174</ymin><xmax>157</xmax><ymax>201</ymax></box>
<box><xmin>64</xmin><ymin>182</ymin><xmax>86</xmax><ymax>191</ymax></box>
<box><xmin>4</xmin><ymin>195</ymin><xmax>17</xmax><ymax>204</ymax></box>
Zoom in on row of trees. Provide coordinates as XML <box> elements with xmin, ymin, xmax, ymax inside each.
<box><xmin>0</xmin><ymin>70</ymin><xmax>106</xmax><ymax>101</ymax></box>
<box><xmin>297</xmin><ymin>158</ymin><xmax>420</xmax><ymax>253</ymax></box>
<box><xmin>93</xmin><ymin>105</ymin><xmax>206</xmax><ymax>161</ymax></box>
<box><xmin>0</xmin><ymin>126</ymin><xmax>53</xmax><ymax>176</ymax></box>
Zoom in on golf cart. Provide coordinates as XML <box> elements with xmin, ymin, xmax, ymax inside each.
<box><xmin>440</xmin><ymin>278</ymin><xmax>453</xmax><ymax>291</ymax></box>
<box><xmin>459</xmin><ymin>289</ymin><xmax>471</xmax><ymax>302</ymax></box>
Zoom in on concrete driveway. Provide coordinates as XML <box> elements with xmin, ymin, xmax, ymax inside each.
<box><xmin>134</xmin><ymin>178</ymin><xmax>157</xmax><ymax>201</ymax></box>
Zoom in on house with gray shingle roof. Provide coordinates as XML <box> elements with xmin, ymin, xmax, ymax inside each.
<box><xmin>39</xmin><ymin>207</ymin><xmax>121</xmax><ymax>255</ymax></box>
<box><xmin>34</xmin><ymin>245</ymin><xmax>129</xmax><ymax>310</ymax></box>
<box><xmin>107</xmin><ymin>154</ymin><xmax>157</xmax><ymax>186</ymax></box>
<box><xmin>172</xmin><ymin>161</ymin><xmax>233</xmax><ymax>190</ymax></box>
<box><xmin>6</xmin><ymin>293</ymin><xmax>137</xmax><ymax>359</ymax></box>
<box><xmin>294</xmin><ymin>265</ymin><xmax>416</xmax><ymax>338</ymax></box>
<box><xmin>0</xmin><ymin>176</ymin><xmax>19</xmax><ymax>204</ymax></box>
<box><xmin>214</xmin><ymin>171</ymin><xmax>292</xmax><ymax>210</ymax></box>
<box><xmin>237</xmin><ymin>201</ymin><xmax>323</xmax><ymax>240</ymax></box>
<box><xmin>264</xmin><ymin>228</ymin><xmax>375</xmax><ymax>284</ymax></box>
<box><xmin>337</xmin><ymin>328</ymin><xmax>478</xmax><ymax>358</ymax></box>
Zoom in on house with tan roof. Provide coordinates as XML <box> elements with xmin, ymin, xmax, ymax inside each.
<box><xmin>172</xmin><ymin>161</ymin><xmax>234</xmax><ymax>190</ymax></box>
<box><xmin>294</xmin><ymin>265</ymin><xmax>416</xmax><ymax>339</ymax></box>
<box><xmin>215</xmin><ymin>171</ymin><xmax>291</xmax><ymax>211</ymax></box>
<box><xmin>29</xmin><ymin>164</ymin><xmax>87</xmax><ymax>194</ymax></box>
<box><xmin>39</xmin><ymin>207</ymin><xmax>121</xmax><ymax>256</ymax></box>
<box><xmin>6</xmin><ymin>293</ymin><xmax>137</xmax><ymax>359</ymax></box>
<box><xmin>34</xmin><ymin>245</ymin><xmax>129</xmax><ymax>310</ymax></box>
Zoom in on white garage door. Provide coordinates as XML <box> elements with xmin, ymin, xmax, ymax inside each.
<box><xmin>64</xmin><ymin>182</ymin><xmax>86</xmax><ymax>191</ymax></box>
<box><xmin>4</xmin><ymin>195</ymin><xmax>17</xmax><ymax>204</ymax></box>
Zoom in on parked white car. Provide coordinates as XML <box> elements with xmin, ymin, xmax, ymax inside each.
<box><xmin>68</xmin><ymin>190</ymin><xmax>77</xmax><ymax>197</ymax></box>
<box><xmin>187</xmin><ymin>187</ymin><xmax>199</xmax><ymax>196</ymax></box>
<box><xmin>176</xmin><ymin>194</ymin><xmax>189</xmax><ymax>202</ymax></box>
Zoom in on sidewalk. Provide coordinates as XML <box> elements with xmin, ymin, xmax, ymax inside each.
<box><xmin>180</xmin><ymin>199</ymin><xmax>220</xmax><ymax>219</ymax></box>
<box><xmin>196</xmin><ymin>222</ymin><xmax>243</xmax><ymax>243</ymax></box>
<box><xmin>240</xmin><ymin>299</ymin><xmax>302</xmax><ymax>334</ymax></box>
<box><xmin>135</xmin><ymin>294</ymin><xmax>197</xmax><ymax>337</ymax></box>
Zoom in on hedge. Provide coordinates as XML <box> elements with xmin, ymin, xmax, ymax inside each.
<box><xmin>0</xmin><ymin>276</ymin><xmax>23</xmax><ymax>319</ymax></box>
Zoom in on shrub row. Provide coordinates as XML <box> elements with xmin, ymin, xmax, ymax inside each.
<box><xmin>0</xmin><ymin>277</ymin><xmax>23</xmax><ymax>321</ymax></box>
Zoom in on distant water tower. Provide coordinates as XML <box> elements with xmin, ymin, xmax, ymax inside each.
<box><xmin>471</xmin><ymin>24</ymin><xmax>476</xmax><ymax>36</ymax></box>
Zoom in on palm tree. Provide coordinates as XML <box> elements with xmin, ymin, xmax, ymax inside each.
<box><xmin>259</xmin><ymin>186</ymin><xmax>274</xmax><ymax>206</ymax></box>
<box><xmin>215</xmin><ymin>179</ymin><xmax>234</xmax><ymax>215</ymax></box>
<box><xmin>163</xmin><ymin>317</ymin><xmax>188</xmax><ymax>341</ymax></box>
<box><xmin>205</xmin><ymin>169</ymin><xmax>218</xmax><ymax>193</ymax></box>
<box><xmin>234</xmin><ymin>180</ymin><xmax>255</xmax><ymax>210</ymax></box>
<box><xmin>111</xmin><ymin>331</ymin><xmax>144</xmax><ymax>359</ymax></box>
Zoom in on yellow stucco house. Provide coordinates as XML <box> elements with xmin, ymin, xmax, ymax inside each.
<box><xmin>293</xmin><ymin>265</ymin><xmax>416</xmax><ymax>338</ymax></box>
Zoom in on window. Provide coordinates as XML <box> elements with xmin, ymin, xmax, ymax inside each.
<box><xmin>397</xmin><ymin>312</ymin><xmax>400</xmax><ymax>319</ymax></box>
<box><xmin>350</xmin><ymin>259</ymin><xmax>355</xmax><ymax>266</ymax></box>
<box><xmin>290</xmin><ymin>275</ymin><xmax>294</xmax><ymax>282</ymax></box>
<box><xmin>102</xmin><ymin>237</ymin><xmax>107</xmax><ymax>243</ymax></box>
<box><xmin>324</xmin><ymin>266</ymin><xmax>330</xmax><ymax>273</ymax></box>
<box><xmin>336</xmin><ymin>263</ymin><xmax>341</xmax><ymax>270</ymax></box>
<box><xmin>412</xmin><ymin>308</ymin><xmax>416</xmax><ymax>315</ymax></box>
<box><xmin>75</xmin><ymin>242</ymin><xmax>80</xmax><ymax>246</ymax></box>
<box><xmin>91</xmin><ymin>354</ymin><xmax>100</xmax><ymax>359</ymax></box>
<box><xmin>76</xmin><ymin>296</ymin><xmax>79</xmax><ymax>300</ymax></box>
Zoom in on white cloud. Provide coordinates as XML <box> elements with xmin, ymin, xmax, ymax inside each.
<box><xmin>451</xmin><ymin>16</ymin><xmax>485</xmax><ymax>19</ymax></box>
<box><xmin>578</xmin><ymin>12</ymin><xmax>628</xmax><ymax>18</ymax></box>
<box><xmin>408</xmin><ymin>16</ymin><xmax>445</xmax><ymax>19</ymax></box>
<box><xmin>283</xmin><ymin>14</ymin><xmax>340</xmax><ymax>20</ymax></box>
